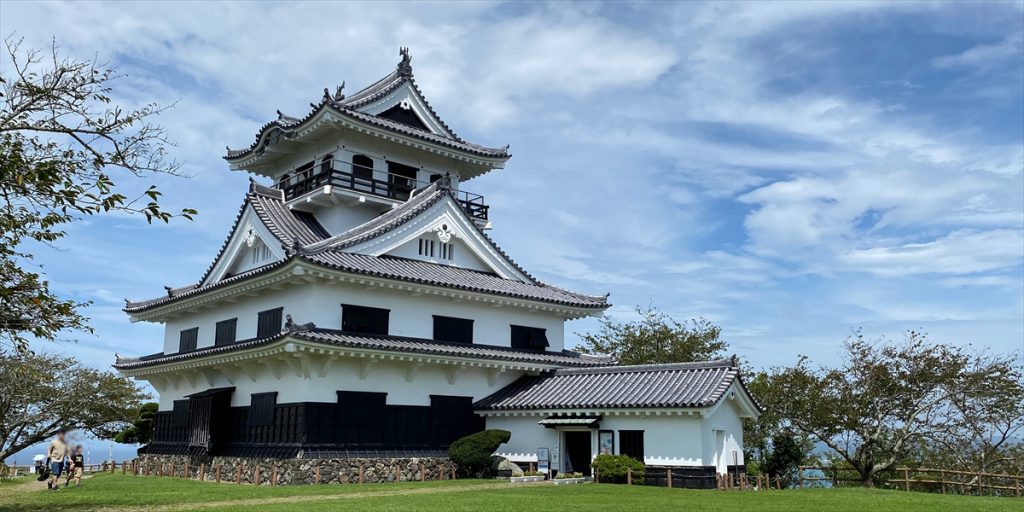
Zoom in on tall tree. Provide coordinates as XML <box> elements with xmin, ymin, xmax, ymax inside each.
<box><xmin>113</xmin><ymin>402</ymin><xmax>158</xmax><ymax>446</ymax></box>
<box><xmin>576</xmin><ymin>305</ymin><xmax>727</xmax><ymax>365</ymax></box>
<box><xmin>0</xmin><ymin>37</ymin><xmax>195</xmax><ymax>353</ymax></box>
<box><xmin>0</xmin><ymin>350</ymin><xmax>148</xmax><ymax>461</ymax></box>
<box><xmin>760</xmin><ymin>331</ymin><xmax>1023</xmax><ymax>487</ymax></box>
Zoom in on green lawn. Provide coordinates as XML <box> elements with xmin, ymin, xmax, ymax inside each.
<box><xmin>0</xmin><ymin>472</ymin><xmax>1017</xmax><ymax>512</ymax></box>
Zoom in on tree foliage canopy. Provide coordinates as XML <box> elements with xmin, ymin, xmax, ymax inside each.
<box><xmin>0</xmin><ymin>37</ymin><xmax>194</xmax><ymax>353</ymax></box>
<box><xmin>0</xmin><ymin>350</ymin><xmax>148</xmax><ymax>461</ymax></box>
<box><xmin>113</xmin><ymin>402</ymin><xmax>158</xmax><ymax>445</ymax></box>
<box><xmin>757</xmin><ymin>331</ymin><xmax>1023</xmax><ymax>486</ymax></box>
<box><xmin>576</xmin><ymin>305</ymin><xmax>728</xmax><ymax>365</ymax></box>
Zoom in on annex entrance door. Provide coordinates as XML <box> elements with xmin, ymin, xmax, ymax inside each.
<box><xmin>563</xmin><ymin>431</ymin><xmax>592</xmax><ymax>475</ymax></box>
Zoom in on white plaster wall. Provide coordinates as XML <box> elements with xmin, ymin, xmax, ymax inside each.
<box><xmin>153</xmin><ymin>357</ymin><xmax>525</xmax><ymax>410</ymax></box>
<box><xmin>161</xmin><ymin>281</ymin><xmax>566</xmax><ymax>355</ymax></box>
<box><xmin>485</xmin><ymin>416</ymin><xmax>559</xmax><ymax>464</ymax></box>
<box><xmin>700</xmin><ymin>387</ymin><xmax>747</xmax><ymax>470</ymax></box>
<box><xmin>484</xmin><ymin>412</ymin><xmax>737</xmax><ymax>470</ymax></box>
<box><xmin>310</xmin><ymin>204</ymin><xmax>382</xmax><ymax>237</ymax></box>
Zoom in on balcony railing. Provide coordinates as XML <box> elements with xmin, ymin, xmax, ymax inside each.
<box><xmin>276</xmin><ymin>157</ymin><xmax>488</xmax><ymax>221</ymax></box>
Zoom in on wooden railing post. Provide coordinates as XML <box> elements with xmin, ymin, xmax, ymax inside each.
<box><xmin>627</xmin><ymin>468</ymin><xmax>632</xmax><ymax>485</ymax></box>
<box><xmin>199</xmin><ymin>464</ymin><xmax>205</xmax><ymax>482</ymax></box>
<box><xmin>419</xmin><ymin>463</ymin><xmax>425</xmax><ymax>482</ymax></box>
<box><xmin>666</xmin><ymin>468</ymin><xmax>672</xmax><ymax>488</ymax></box>
<box><xmin>314</xmin><ymin>466</ymin><xmax>320</xmax><ymax>484</ymax></box>
<box><xmin>254</xmin><ymin>466</ymin><xmax>260</xmax><ymax>486</ymax></box>
<box><xmin>215</xmin><ymin>464</ymin><xmax>222</xmax><ymax>483</ymax></box>
<box><xmin>395</xmin><ymin>465</ymin><xmax>400</xmax><ymax>483</ymax></box>
<box><xmin>358</xmin><ymin>464</ymin><xmax>364</xmax><ymax>484</ymax></box>
<box><xmin>594</xmin><ymin>466</ymin><xmax>599</xmax><ymax>483</ymax></box>
<box><xmin>236</xmin><ymin>465</ymin><xmax>242</xmax><ymax>485</ymax></box>
<box><xmin>903</xmin><ymin>468</ymin><xmax>910</xmax><ymax>492</ymax></box>
<box><xmin>797</xmin><ymin>467</ymin><xmax>803</xmax><ymax>489</ymax></box>
<box><xmin>451</xmin><ymin>465</ymin><xmax>456</xmax><ymax>480</ymax></box>
<box><xmin>272</xmin><ymin>468</ymin><xmax>278</xmax><ymax>486</ymax></box>
<box><xmin>940</xmin><ymin>470</ymin><xmax>945</xmax><ymax>494</ymax></box>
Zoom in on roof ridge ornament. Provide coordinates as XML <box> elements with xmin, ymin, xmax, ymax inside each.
<box><xmin>397</xmin><ymin>46</ymin><xmax>413</xmax><ymax>77</ymax></box>
<box><xmin>334</xmin><ymin>81</ymin><xmax>346</xmax><ymax>101</ymax></box>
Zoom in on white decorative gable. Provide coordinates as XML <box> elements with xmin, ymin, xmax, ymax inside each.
<box><xmin>203</xmin><ymin>207</ymin><xmax>286</xmax><ymax>285</ymax></box>
<box><xmin>355</xmin><ymin>81</ymin><xmax>455</xmax><ymax>139</ymax></box>
<box><xmin>343</xmin><ymin>195</ymin><xmax>532</xmax><ymax>282</ymax></box>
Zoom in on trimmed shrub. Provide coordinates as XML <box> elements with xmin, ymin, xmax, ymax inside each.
<box><xmin>592</xmin><ymin>453</ymin><xmax>645</xmax><ymax>483</ymax></box>
<box><xmin>448</xmin><ymin>429</ymin><xmax>511</xmax><ymax>477</ymax></box>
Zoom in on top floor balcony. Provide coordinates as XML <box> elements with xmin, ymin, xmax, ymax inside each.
<box><xmin>274</xmin><ymin>155</ymin><xmax>488</xmax><ymax>221</ymax></box>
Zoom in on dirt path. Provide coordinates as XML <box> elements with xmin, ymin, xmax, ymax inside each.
<box><xmin>93</xmin><ymin>481</ymin><xmax>541</xmax><ymax>512</ymax></box>
<box><xmin>1</xmin><ymin>473</ymin><xmax>92</xmax><ymax>497</ymax></box>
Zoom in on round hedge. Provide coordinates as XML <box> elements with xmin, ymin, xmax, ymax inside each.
<box><xmin>448</xmin><ymin>429</ymin><xmax>511</xmax><ymax>477</ymax></box>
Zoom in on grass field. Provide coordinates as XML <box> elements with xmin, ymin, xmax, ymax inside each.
<box><xmin>0</xmin><ymin>472</ymin><xmax>1018</xmax><ymax>512</ymax></box>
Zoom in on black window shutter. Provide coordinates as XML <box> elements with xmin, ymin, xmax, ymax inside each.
<box><xmin>179</xmin><ymin>328</ymin><xmax>198</xmax><ymax>353</ymax></box>
<box><xmin>257</xmin><ymin>308</ymin><xmax>283</xmax><ymax>338</ymax></box>
<box><xmin>511</xmin><ymin>325</ymin><xmax>548</xmax><ymax>351</ymax></box>
<box><xmin>433</xmin><ymin>316</ymin><xmax>473</xmax><ymax>343</ymax></box>
<box><xmin>248</xmin><ymin>392</ymin><xmax>277</xmax><ymax>426</ymax></box>
<box><xmin>215</xmin><ymin>318</ymin><xmax>238</xmax><ymax>346</ymax></box>
<box><xmin>171</xmin><ymin>400</ymin><xmax>191</xmax><ymax>427</ymax></box>
<box><xmin>619</xmin><ymin>430</ymin><xmax>645</xmax><ymax>461</ymax></box>
<box><xmin>341</xmin><ymin>305</ymin><xmax>389</xmax><ymax>335</ymax></box>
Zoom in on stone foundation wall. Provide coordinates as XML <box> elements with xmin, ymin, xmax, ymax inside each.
<box><xmin>135</xmin><ymin>454</ymin><xmax>453</xmax><ymax>486</ymax></box>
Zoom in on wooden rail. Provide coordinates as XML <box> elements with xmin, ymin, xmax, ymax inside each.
<box><xmin>798</xmin><ymin>466</ymin><xmax>1023</xmax><ymax>497</ymax></box>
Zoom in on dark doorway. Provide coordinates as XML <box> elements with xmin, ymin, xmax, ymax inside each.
<box><xmin>563</xmin><ymin>431</ymin><xmax>592</xmax><ymax>475</ymax></box>
<box><xmin>387</xmin><ymin>161</ymin><xmax>419</xmax><ymax>200</ymax></box>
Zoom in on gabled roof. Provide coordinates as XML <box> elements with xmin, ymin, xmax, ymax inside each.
<box><xmin>124</xmin><ymin>178</ymin><xmax>609</xmax><ymax>314</ymax></box>
<box><xmin>224</xmin><ymin>49</ymin><xmax>509</xmax><ymax>163</ymax></box>
<box><xmin>113</xmin><ymin>328</ymin><xmax>614</xmax><ymax>371</ymax></box>
<box><xmin>474</xmin><ymin>358</ymin><xmax>761</xmax><ymax>414</ymax></box>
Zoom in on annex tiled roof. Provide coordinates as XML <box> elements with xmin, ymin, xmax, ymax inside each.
<box><xmin>224</xmin><ymin>51</ymin><xmax>508</xmax><ymax>162</ymax></box>
<box><xmin>113</xmin><ymin>328</ymin><xmax>614</xmax><ymax>370</ymax></box>
<box><xmin>474</xmin><ymin>358</ymin><xmax>750</xmax><ymax>411</ymax></box>
<box><xmin>124</xmin><ymin>179</ymin><xmax>609</xmax><ymax>313</ymax></box>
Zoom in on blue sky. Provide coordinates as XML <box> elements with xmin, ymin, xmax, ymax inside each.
<box><xmin>2</xmin><ymin>2</ymin><xmax>1022</xmax><ymax>461</ymax></box>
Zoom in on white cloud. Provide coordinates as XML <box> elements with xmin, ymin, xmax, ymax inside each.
<box><xmin>841</xmin><ymin>229</ymin><xmax>1024</xmax><ymax>276</ymax></box>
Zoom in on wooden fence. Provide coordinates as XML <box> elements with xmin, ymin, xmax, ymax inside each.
<box><xmin>797</xmin><ymin>466</ymin><xmax>1023</xmax><ymax>497</ymax></box>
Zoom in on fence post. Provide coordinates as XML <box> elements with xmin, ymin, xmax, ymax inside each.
<box><xmin>314</xmin><ymin>466</ymin><xmax>320</xmax><ymax>485</ymax></box>
<box><xmin>940</xmin><ymin>471</ymin><xmax>945</xmax><ymax>494</ymax></box>
<box><xmin>420</xmin><ymin>463</ymin><xmax>425</xmax><ymax>482</ymax></box>
<box><xmin>184</xmin><ymin>463</ymin><xmax>189</xmax><ymax>479</ymax></box>
<box><xmin>627</xmin><ymin>468</ymin><xmax>632</xmax><ymax>485</ymax></box>
<box><xmin>272</xmin><ymin>468</ymin><xmax>278</xmax><ymax>486</ymax></box>
<box><xmin>395</xmin><ymin>465</ymin><xmax>401</xmax><ymax>483</ymax></box>
<box><xmin>358</xmin><ymin>465</ymin><xmax>364</xmax><ymax>484</ymax></box>
<box><xmin>797</xmin><ymin>467</ymin><xmax>803</xmax><ymax>489</ymax></box>
<box><xmin>451</xmin><ymin>465</ymin><xmax>456</xmax><ymax>480</ymax></box>
<box><xmin>236</xmin><ymin>465</ymin><xmax>242</xmax><ymax>485</ymax></box>
<box><xmin>903</xmin><ymin>468</ymin><xmax>910</xmax><ymax>492</ymax></box>
<box><xmin>775</xmin><ymin>475</ymin><xmax>781</xmax><ymax>490</ymax></box>
<box><xmin>254</xmin><ymin>466</ymin><xmax>260</xmax><ymax>486</ymax></box>
<box><xmin>1015</xmin><ymin>477</ymin><xmax>1020</xmax><ymax>498</ymax></box>
<box><xmin>199</xmin><ymin>464</ymin><xmax>205</xmax><ymax>482</ymax></box>
<box><xmin>666</xmin><ymin>468</ymin><xmax>672</xmax><ymax>488</ymax></box>
<box><xmin>216</xmin><ymin>465</ymin><xmax>222</xmax><ymax>483</ymax></box>
<box><xmin>595</xmin><ymin>466</ymin><xmax>599</xmax><ymax>483</ymax></box>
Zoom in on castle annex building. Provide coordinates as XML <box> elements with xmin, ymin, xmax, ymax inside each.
<box><xmin>115</xmin><ymin>49</ymin><xmax>759</xmax><ymax>480</ymax></box>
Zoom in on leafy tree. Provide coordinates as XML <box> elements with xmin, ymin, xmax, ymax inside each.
<box><xmin>0</xmin><ymin>350</ymin><xmax>148</xmax><ymax>461</ymax></box>
<box><xmin>113</xmin><ymin>402</ymin><xmax>158</xmax><ymax>445</ymax></box>
<box><xmin>764</xmin><ymin>432</ymin><xmax>805</xmax><ymax>487</ymax></box>
<box><xmin>0</xmin><ymin>37</ymin><xmax>195</xmax><ymax>353</ymax></box>
<box><xmin>760</xmin><ymin>330</ymin><xmax>1023</xmax><ymax>487</ymax></box>
<box><xmin>576</xmin><ymin>305</ymin><xmax>727</xmax><ymax>364</ymax></box>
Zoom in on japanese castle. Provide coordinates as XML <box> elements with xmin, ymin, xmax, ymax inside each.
<box><xmin>115</xmin><ymin>49</ymin><xmax>759</xmax><ymax>482</ymax></box>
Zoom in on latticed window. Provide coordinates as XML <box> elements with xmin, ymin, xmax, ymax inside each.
<box><xmin>257</xmin><ymin>308</ymin><xmax>283</xmax><ymax>338</ymax></box>
<box><xmin>178</xmin><ymin>327</ymin><xmax>198</xmax><ymax>353</ymax></box>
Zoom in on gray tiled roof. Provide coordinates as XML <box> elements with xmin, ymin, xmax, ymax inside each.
<box><xmin>124</xmin><ymin>179</ymin><xmax>609</xmax><ymax>313</ymax></box>
<box><xmin>474</xmin><ymin>358</ymin><xmax>747</xmax><ymax>411</ymax></box>
<box><xmin>112</xmin><ymin>329</ymin><xmax>614</xmax><ymax>370</ymax></box>
<box><xmin>224</xmin><ymin>61</ymin><xmax>508</xmax><ymax>161</ymax></box>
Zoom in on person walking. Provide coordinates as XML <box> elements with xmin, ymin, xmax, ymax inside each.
<box><xmin>65</xmin><ymin>445</ymin><xmax>85</xmax><ymax>487</ymax></box>
<box><xmin>46</xmin><ymin>430</ymin><xmax>68</xmax><ymax>491</ymax></box>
